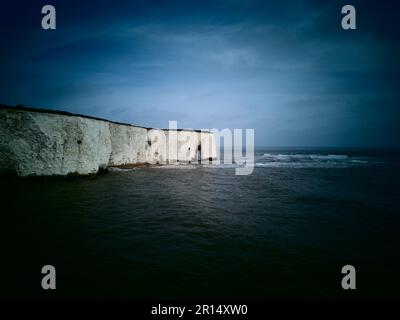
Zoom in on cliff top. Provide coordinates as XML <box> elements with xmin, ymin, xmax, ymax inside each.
<box><xmin>0</xmin><ymin>104</ymin><xmax>206</xmax><ymax>133</ymax></box>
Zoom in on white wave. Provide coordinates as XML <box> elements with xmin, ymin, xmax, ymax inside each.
<box><xmin>350</xmin><ymin>159</ymin><xmax>368</xmax><ymax>163</ymax></box>
<box><xmin>203</xmin><ymin>163</ymin><xmax>241</xmax><ymax>169</ymax></box>
<box><xmin>155</xmin><ymin>164</ymin><xmax>198</xmax><ymax>169</ymax></box>
<box><xmin>254</xmin><ymin>153</ymin><xmax>377</xmax><ymax>168</ymax></box>
<box><xmin>255</xmin><ymin>162</ymin><xmax>359</xmax><ymax>168</ymax></box>
<box><xmin>261</xmin><ymin>153</ymin><xmax>349</xmax><ymax>161</ymax></box>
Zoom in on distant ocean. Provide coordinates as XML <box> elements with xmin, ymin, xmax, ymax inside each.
<box><xmin>1</xmin><ymin>148</ymin><xmax>400</xmax><ymax>298</ymax></box>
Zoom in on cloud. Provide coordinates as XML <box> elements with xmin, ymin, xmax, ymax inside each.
<box><xmin>0</xmin><ymin>0</ymin><xmax>399</xmax><ymax>146</ymax></box>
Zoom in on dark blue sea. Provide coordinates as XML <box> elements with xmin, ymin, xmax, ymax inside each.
<box><xmin>1</xmin><ymin>148</ymin><xmax>400</xmax><ymax>299</ymax></box>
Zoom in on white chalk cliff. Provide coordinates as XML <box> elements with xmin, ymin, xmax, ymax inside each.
<box><xmin>0</xmin><ymin>105</ymin><xmax>217</xmax><ymax>176</ymax></box>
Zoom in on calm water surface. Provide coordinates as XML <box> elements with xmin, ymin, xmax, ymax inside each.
<box><xmin>1</xmin><ymin>148</ymin><xmax>400</xmax><ymax>298</ymax></box>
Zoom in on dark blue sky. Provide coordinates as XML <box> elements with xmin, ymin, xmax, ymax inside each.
<box><xmin>0</xmin><ymin>0</ymin><xmax>399</xmax><ymax>146</ymax></box>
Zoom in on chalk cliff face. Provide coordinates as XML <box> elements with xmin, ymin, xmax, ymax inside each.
<box><xmin>0</xmin><ymin>106</ymin><xmax>217</xmax><ymax>176</ymax></box>
<box><xmin>108</xmin><ymin>123</ymin><xmax>147</xmax><ymax>166</ymax></box>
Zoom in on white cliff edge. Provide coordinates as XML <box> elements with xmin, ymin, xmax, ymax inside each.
<box><xmin>0</xmin><ymin>106</ymin><xmax>217</xmax><ymax>177</ymax></box>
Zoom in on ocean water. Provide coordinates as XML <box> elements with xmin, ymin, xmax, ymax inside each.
<box><xmin>1</xmin><ymin>148</ymin><xmax>400</xmax><ymax>299</ymax></box>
